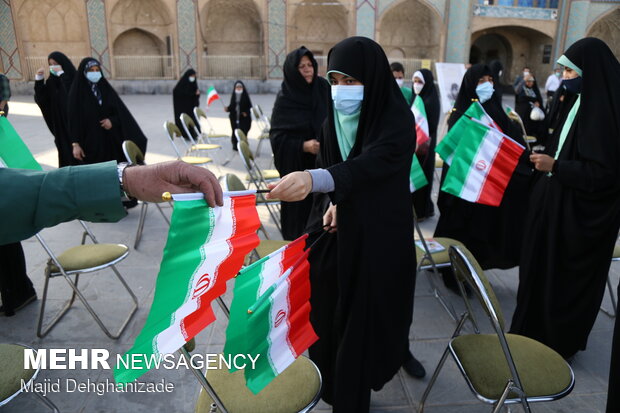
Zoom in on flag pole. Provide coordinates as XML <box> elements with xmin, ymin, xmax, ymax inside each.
<box><xmin>178</xmin><ymin>347</ymin><xmax>229</xmax><ymax>413</ymax></box>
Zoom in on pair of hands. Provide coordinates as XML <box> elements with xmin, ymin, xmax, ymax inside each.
<box><xmin>36</xmin><ymin>66</ymin><xmax>63</xmax><ymax>77</ymax></box>
<box><xmin>303</xmin><ymin>139</ymin><xmax>320</xmax><ymax>155</ymax></box>
<box><xmin>530</xmin><ymin>153</ymin><xmax>555</xmax><ymax>172</ymax></box>
<box><xmin>72</xmin><ymin>119</ymin><xmax>112</xmax><ymax>160</ymax></box>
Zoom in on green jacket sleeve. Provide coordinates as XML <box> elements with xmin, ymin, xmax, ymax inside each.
<box><xmin>1</xmin><ymin>161</ymin><xmax>127</xmax><ymax>244</ymax></box>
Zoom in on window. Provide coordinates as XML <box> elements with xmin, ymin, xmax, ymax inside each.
<box><xmin>542</xmin><ymin>44</ymin><xmax>552</xmax><ymax>64</ymax></box>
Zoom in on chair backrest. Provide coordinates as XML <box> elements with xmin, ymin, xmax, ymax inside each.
<box><xmin>238</xmin><ymin>139</ymin><xmax>254</xmax><ymax>164</ymax></box>
<box><xmin>180</xmin><ymin>113</ymin><xmax>200</xmax><ymax>144</ymax></box>
<box><xmin>163</xmin><ymin>121</ymin><xmax>186</xmax><ymax>158</ymax></box>
<box><xmin>234</xmin><ymin>128</ymin><xmax>249</xmax><ymax>146</ymax></box>
<box><xmin>251</xmin><ymin>106</ymin><xmax>261</xmax><ymax>122</ymax></box>
<box><xmin>224</xmin><ymin>173</ymin><xmax>247</xmax><ymax>191</ymax></box>
<box><xmin>448</xmin><ymin>245</ymin><xmax>506</xmax><ymax>332</ymax></box>
<box><xmin>194</xmin><ymin>106</ymin><xmax>206</xmax><ymax>119</ymax></box>
<box><xmin>122</xmin><ymin>140</ymin><xmax>145</xmax><ymax>165</ymax></box>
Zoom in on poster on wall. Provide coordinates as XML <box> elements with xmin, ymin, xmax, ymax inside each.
<box><xmin>435</xmin><ymin>63</ymin><xmax>467</xmax><ymax>115</ymax></box>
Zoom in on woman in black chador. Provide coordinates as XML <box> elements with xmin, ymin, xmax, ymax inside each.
<box><xmin>225</xmin><ymin>80</ymin><xmax>252</xmax><ymax>150</ymax></box>
<box><xmin>515</xmin><ymin>74</ymin><xmax>546</xmax><ymax>144</ymax></box>
<box><xmin>68</xmin><ymin>58</ymin><xmax>147</xmax><ymax>164</ymax></box>
<box><xmin>269</xmin><ymin>46</ymin><xmax>329</xmax><ymax>240</ymax></box>
<box><xmin>268</xmin><ymin>37</ymin><xmax>417</xmax><ymax>413</ymax></box>
<box><xmin>411</xmin><ymin>69</ymin><xmax>440</xmax><ymax>220</ymax></box>
<box><xmin>511</xmin><ymin>38</ymin><xmax>620</xmax><ymax>365</ymax></box>
<box><xmin>434</xmin><ymin>64</ymin><xmax>531</xmax><ymax>289</ymax></box>
<box><xmin>34</xmin><ymin>51</ymin><xmax>77</xmax><ymax>167</ymax></box>
<box><xmin>173</xmin><ymin>68</ymin><xmax>200</xmax><ymax>140</ymax></box>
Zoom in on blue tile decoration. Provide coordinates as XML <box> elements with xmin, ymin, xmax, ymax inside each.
<box><xmin>267</xmin><ymin>0</ymin><xmax>285</xmax><ymax>78</ymax></box>
<box><xmin>356</xmin><ymin>0</ymin><xmax>376</xmax><ymax>39</ymax></box>
<box><xmin>86</xmin><ymin>0</ymin><xmax>111</xmax><ymax>76</ymax></box>
<box><xmin>472</xmin><ymin>4</ymin><xmax>558</xmax><ymax>20</ymax></box>
<box><xmin>0</xmin><ymin>0</ymin><xmax>23</xmax><ymax>79</ymax></box>
<box><xmin>565</xmin><ymin>1</ymin><xmax>589</xmax><ymax>49</ymax></box>
<box><xmin>552</xmin><ymin>0</ymin><xmax>569</xmax><ymax>63</ymax></box>
<box><xmin>177</xmin><ymin>0</ymin><xmax>198</xmax><ymax>75</ymax></box>
<box><xmin>445</xmin><ymin>0</ymin><xmax>471</xmax><ymax>63</ymax></box>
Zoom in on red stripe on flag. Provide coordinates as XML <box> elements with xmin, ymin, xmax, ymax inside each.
<box><xmin>281</xmin><ymin>234</ymin><xmax>308</xmax><ymax>272</ymax></box>
<box><xmin>477</xmin><ymin>137</ymin><xmax>523</xmax><ymax>206</ymax></box>
<box><xmin>181</xmin><ymin>194</ymin><xmax>260</xmax><ymax>339</ymax></box>
<box><xmin>416</xmin><ymin>122</ymin><xmax>430</xmax><ymax>146</ymax></box>
<box><xmin>284</xmin><ymin>255</ymin><xmax>318</xmax><ymax>357</ymax></box>
<box><xmin>207</xmin><ymin>95</ymin><xmax>218</xmax><ymax>106</ymax></box>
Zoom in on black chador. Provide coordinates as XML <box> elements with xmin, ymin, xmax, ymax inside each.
<box><xmin>511</xmin><ymin>38</ymin><xmax>620</xmax><ymax>364</ymax></box>
<box><xmin>270</xmin><ymin>47</ymin><xmax>329</xmax><ymax>240</ymax></box>
<box><xmin>434</xmin><ymin>64</ymin><xmax>531</xmax><ymax>271</ymax></box>
<box><xmin>227</xmin><ymin>80</ymin><xmax>252</xmax><ymax>150</ymax></box>
<box><xmin>34</xmin><ymin>51</ymin><xmax>77</xmax><ymax>167</ymax></box>
<box><xmin>306</xmin><ymin>37</ymin><xmax>416</xmax><ymax>413</ymax></box>
<box><xmin>67</xmin><ymin>58</ymin><xmax>147</xmax><ymax>164</ymax></box>
<box><xmin>411</xmin><ymin>69</ymin><xmax>440</xmax><ymax>219</ymax></box>
<box><xmin>173</xmin><ymin>69</ymin><xmax>200</xmax><ymax>140</ymax></box>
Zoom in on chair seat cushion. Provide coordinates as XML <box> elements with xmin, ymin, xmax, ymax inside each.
<box><xmin>613</xmin><ymin>244</ymin><xmax>620</xmax><ymax>259</ymax></box>
<box><xmin>49</xmin><ymin>244</ymin><xmax>129</xmax><ymax>273</ymax></box>
<box><xmin>0</xmin><ymin>344</ymin><xmax>37</xmax><ymax>402</ymax></box>
<box><xmin>182</xmin><ymin>156</ymin><xmax>212</xmax><ymax>165</ymax></box>
<box><xmin>255</xmin><ymin>240</ymin><xmax>289</xmax><ymax>259</ymax></box>
<box><xmin>194</xmin><ymin>355</ymin><xmax>321</xmax><ymax>413</ymax></box>
<box><xmin>246</xmin><ymin>170</ymin><xmax>280</xmax><ymax>181</ymax></box>
<box><xmin>450</xmin><ymin>333</ymin><xmax>573</xmax><ymax>401</ymax></box>
<box><xmin>191</xmin><ymin>143</ymin><xmax>221</xmax><ymax>151</ymax></box>
<box><xmin>416</xmin><ymin>237</ymin><xmax>464</xmax><ymax>266</ymax></box>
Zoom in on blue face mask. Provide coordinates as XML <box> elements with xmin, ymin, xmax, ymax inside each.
<box><xmin>475</xmin><ymin>81</ymin><xmax>494</xmax><ymax>103</ymax></box>
<box><xmin>86</xmin><ymin>71</ymin><xmax>102</xmax><ymax>83</ymax></box>
<box><xmin>331</xmin><ymin>85</ymin><xmax>364</xmax><ymax>115</ymax></box>
<box><xmin>562</xmin><ymin>77</ymin><xmax>582</xmax><ymax>94</ymax></box>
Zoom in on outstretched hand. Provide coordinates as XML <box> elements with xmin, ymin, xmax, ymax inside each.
<box><xmin>123</xmin><ymin>161</ymin><xmax>224</xmax><ymax>207</ymax></box>
<box><xmin>266</xmin><ymin>171</ymin><xmax>312</xmax><ymax>202</ymax></box>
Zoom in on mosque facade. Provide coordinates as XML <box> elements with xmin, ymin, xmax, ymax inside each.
<box><xmin>1</xmin><ymin>0</ymin><xmax>619</xmax><ymax>86</ymax></box>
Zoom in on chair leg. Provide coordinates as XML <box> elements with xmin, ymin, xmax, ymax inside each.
<box><xmin>37</xmin><ymin>270</ymin><xmax>76</xmax><ymax>338</ymax></box>
<box><xmin>420</xmin><ymin>264</ymin><xmax>459</xmax><ymax>322</ymax></box>
<box><xmin>155</xmin><ymin>203</ymin><xmax>171</xmax><ymax>225</ymax></box>
<box><xmin>256</xmin><ymin>138</ymin><xmax>264</xmax><ymax>157</ymax></box>
<box><xmin>265</xmin><ymin>203</ymin><xmax>283</xmax><ymax>237</ymax></box>
<box><xmin>601</xmin><ymin>273</ymin><xmax>617</xmax><ymax>318</ymax></box>
<box><xmin>134</xmin><ymin>202</ymin><xmax>149</xmax><ymax>250</ymax></box>
<box><xmin>418</xmin><ymin>345</ymin><xmax>452</xmax><ymax>412</ymax></box>
<box><xmin>33</xmin><ymin>390</ymin><xmax>60</xmax><ymax>413</ymax></box>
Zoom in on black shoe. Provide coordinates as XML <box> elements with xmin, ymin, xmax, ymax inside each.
<box><xmin>0</xmin><ymin>292</ymin><xmax>37</xmax><ymax>317</ymax></box>
<box><xmin>403</xmin><ymin>354</ymin><xmax>426</xmax><ymax>379</ymax></box>
<box><xmin>123</xmin><ymin>198</ymin><xmax>138</xmax><ymax>209</ymax></box>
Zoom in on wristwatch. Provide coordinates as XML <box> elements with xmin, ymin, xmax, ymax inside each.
<box><xmin>117</xmin><ymin>162</ymin><xmax>130</xmax><ymax>199</ymax></box>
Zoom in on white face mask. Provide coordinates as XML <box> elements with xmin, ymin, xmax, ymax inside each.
<box><xmin>49</xmin><ymin>65</ymin><xmax>62</xmax><ymax>76</ymax></box>
<box><xmin>413</xmin><ymin>83</ymin><xmax>424</xmax><ymax>95</ymax></box>
<box><xmin>395</xmin><ymin>78</ymin><xmax>404</xmax><ymax>87</ymax></box>
<box><xmin>188</xmin><ymin>76</ymin><xmax>196</xmax><ymax>82</ymax></box>
<box><xmin>235</xmin><ymin>89</ymin><xmax>243</xmax><ymax>96</ymax></box>
<box><xmin>523</xmin><ymin>71</ymin><xmax>530</xmax><ymax>77</ymax></box>
<box><xmin>331</xmin><ymin>85</ymin><xmax>364</xmax><ymax>115</ymax></box>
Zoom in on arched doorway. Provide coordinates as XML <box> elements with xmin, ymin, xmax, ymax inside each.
<box><xmin>113</xmin><ymin>28</ymin><xmax>166</xmax><ymax>78</ymax></box>
<box><xmin>289</xmin><ymin>0</ymin><xmax>348</xmax><ymax>58</ymax></box>
<box><xmin>200</xmin><ymin>0</ymin><xmax>263</xmax><ymax>78</ymax></box>
<box><xmin>587</xmin><ymin>8</ymin><xmax>620</xmax><ymax>60</ymax></box>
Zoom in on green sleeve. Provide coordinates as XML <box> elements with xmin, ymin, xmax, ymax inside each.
<box><xmin>1</xmin><ymin>161</ymin><xmax>127</xmax><ymax>244</ymax></box>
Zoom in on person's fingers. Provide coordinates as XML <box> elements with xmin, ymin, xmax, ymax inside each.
<box><xmin>176</xmin><ymin>162</ymin><xmax>224</xmax><ymax>207</ymax></box>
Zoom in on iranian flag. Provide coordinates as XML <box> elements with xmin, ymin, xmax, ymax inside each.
<box><xmin>224</xmin><ymin>234</ymin><xmax>308</xmax><ymax>370</ymax></box>
<box><xmin>206</xmin><ymin>86</ymin><xmax>220</xmax><ymax>106</ymax></box>
<box><xmin>114</xmin><ymin>191</ymin><xmax>260</xmax><ymax>384</ymax></box>
<box><xmin>244</xmin><ymin>249</ymin><xmax>318</xmax><ymax>394</ymax></box>
<box><xmin>0</xmin><ymin>116</ymin><xmax>41</xmax><ymax>170</ymax></box>
<box><xmin>436</xmin><ymin>101</ymin><xmax>501</xmax><ymax>165</ymax></box>
<box><xmin>411</xmin><ymin>95</ymin><xmax>430</xmax><ymax>147</ymax></box>
<box><xmin>441</xmin><ymin>116</ymin><xmax>524</xmax><ymax>207</ymax></box>
<box><xmin>409</xmin><ymin>154</ymin><xmax>428</xmax><ymax>193</ymax></box>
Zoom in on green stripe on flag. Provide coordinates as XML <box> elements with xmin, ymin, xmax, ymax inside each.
<box><xmin>0</xmin><ymin>117</ymin><xmax>42</xmax><ymax>170</ymax></box>
<box><xmin>409</xmin><ymin>155</ymin><xmax>428</xmax><ymax>193</ymax></box>
<box><xmin>436</xmin><ymin>101</ymin><xmax>489</xmax><ymax>165</ymax></box>
<box><xmin>114</xmin><ymin>199</ymin><xmax>215</xmax><ymax>383</ymax></box>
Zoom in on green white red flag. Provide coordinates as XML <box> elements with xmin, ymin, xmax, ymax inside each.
<box><xmin>206</xmin><ymin>86</ymin><xmax>220</xmax><ymax>106</ymax></box>
<box><xmin>114</xmin><ymin>191</ymin><xmax>260</xmax><ymax>383</ymax></box>
<box><xmin>0</xmin><ymin>116</ymin><xmax>41</xmax><ymax>170</ymax></box>
<box><xmin>441</xmin><ymin>116</ymin><xmax>524</xmax><ymax>207</ymax></box>
<box><xmin>224</xmin><ymin>234</ymin><xmax>308</xmax><ymax>371</ymax></box>
<box><xmin>411</xmin><ymin>95</ymin><xmax>430</xmax><ymax>147</ymax></box>
<box><xmin>244</xmin><ymin>250</ymin><xmax>317</xmax><ymax>394</ymax></box>
<box><xmin>436</xmin><ymin>101</ymin><xmax>501</xmax><ymax>165</ymax></box>
<box><xmin>409</xmin><ymin>154</ymin><xmax>428</xmax><ymax>193</ymax></box>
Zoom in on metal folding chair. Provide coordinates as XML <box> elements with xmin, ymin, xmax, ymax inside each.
<box><xmin>601</xmin><ymin>244</ymin><xmax>620</xmax><ymax>318</ymax></box>
<box><xmin>253</xmin><ymin>105</ymin><xmax>271</xmax><ymax>157</ymax></box>
<box><xmin>164</xmin><ymin>121</ymin><xmax>213</xmax><ymax>167</ymax></box>
<box><xmin>35</xmin><ymin>221</ymin><xmax>138</xmax><ymax>338</ymax></box>
<box><xmin>419</xmin><ymin>245</ymin><xmax>575</xmax><ymax>413</ymax></box>
<box><xmin>122</xmin><ymin>140</ymin><xmax>171</xmax><ymax>249</ymax></box>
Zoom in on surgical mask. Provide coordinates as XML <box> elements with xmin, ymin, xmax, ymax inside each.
<box><xmin>49</xmin><ymin>65</ymin><xmax>62</xmax><ymax>76</ymax></box>
<box><xmin>413</xmin><ymin>83</ymin><xmax>424</xmax><ymax>95</ymax></box>
<box><xmin>188</xmin><ymin>76</ymin><xmax>196</xmax><ymax>82</ymax></box>
<box><xmin>235</xmin><ymin>88</ymin><xmax>243</xmax><ymax>94</ymax></box>
<box><xmin>555</xmin><ymin>72</ymin><xmax>561</xmax><ymax>78</ymax></box>
<box><xmin>523</xmin><ymin>71</ymin><xmax>530</xmax><ymax>77</ymax></box>
<box><xmin>562</xmin><ymin>77</ymin><xmax>582</xmax><ymax>94</ymax></box>
<box><xmin>86</xmin><ymin>71</ymin><xmax>102</xmax><ymax>83</ymax></box>
<box><xmin>498</xmin><ymin>70</ymin><xmax>503</xmax><ymax>77</ymax></box>
<box><xmin>331</xmin><ymin>85</ymin><xmax>364</xmax><ymax>115</ymax></box>
<box><xmin>395</xmin><ymin>78</ymin><xmax>404</xmax><ymax>87</ymax></box>
<box><xmin>475</xmin><ymin>81</ymin><xmax>494</xmax><ymax>103</ymax></box>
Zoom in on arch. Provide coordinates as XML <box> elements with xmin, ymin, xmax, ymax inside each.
<box><xmin>587</xmin><ymin>7</ymin><xmax>620</xmax><ymax>60</ymax></box>
<box><xmin>113</xmin><ymin>28</ymin><xmax>167</xmax><ymax>78</ymax></box>
<box><xmin>16</xmin><ymin>0</ymin><xmax>86</xmax><ymax>43</ymax></box>
<box><xmin>377</xmin><ymin>0</ymin><xmax>442</xmax><ymax>61</ymax></box>
<box><xmin>289</xmin><ymin>0</ymin><xmax>348</xmax><ymax>56</ymax></box>
<box><xmin>200</xmin><ymin>0</ymin><xmax>263</xmax><ymax>55</ymax></box>
<box><xmin>110</xmin><ymin>0</ymin><xmax>172</xmax><ymax>26</ymax></box>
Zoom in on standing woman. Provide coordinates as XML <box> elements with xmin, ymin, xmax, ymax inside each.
<box><xmin>268</xmin><ymin>37</ymin><xmax>416</xmax><ymax>412</ymax></box>
<box><xmin>434</xmin><ymin>64</ymin><xmax>530</xmax><ymax>280</ymax></box>
<box><xmin>411</xmin><ymin>69</ymin><xmax>440</xmax><ymax>220</ymax></box>
<box><xmin>515</xmin><ymin>74</ymin><xmax>546</xmax><ymax>144</ymax></box>
<box><xmin>224</xmin><ymin>80</ymin><xmax>252</xmax><ymax>150</ymax></box>
<box><xmin>34</xmin><ymin>51</ymin><xmax>76</xmax><ymax>167</ymax></box>
<box><xmin>511</xmin><ymin>38</ymin><xmax>620</xmax><ymax>361</ymax></box>
<box><xmin>173</xmin><ymin>68</ymin><xmax>200</xmax><ymax>140</ymax></box>
<box><xmin>68</xmin><ymin>58</ymin><xmax>147</xmax><ymax>164</ymax></box>
<box><xmin>269</xmin><ymin>46</ymin><xmax>329</xmax><ymax>240</ymax></box>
